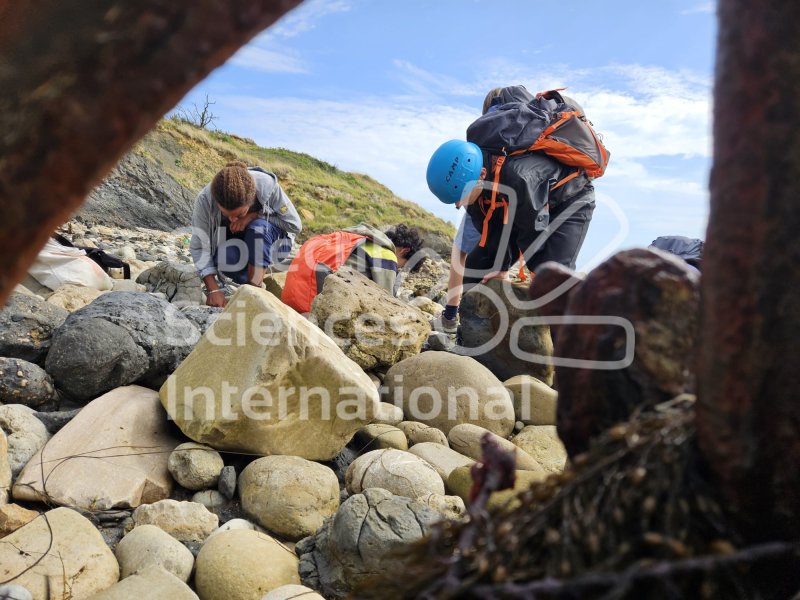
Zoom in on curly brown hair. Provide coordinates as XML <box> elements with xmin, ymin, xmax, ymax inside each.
<box><xmin>211</xmin><ymin>161</ymin><xmax>256</xmax><ymax>209</ymax></box>
<box><xmin>386</xmin><ymin>224</ymin><xmax>426</xmax><ymax>272</ymax></box>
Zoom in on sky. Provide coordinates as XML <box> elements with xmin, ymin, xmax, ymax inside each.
<box><xmin>175</xmin><ymin>0</ymin><xmax>717</xmax><ymax>270</ymax></box>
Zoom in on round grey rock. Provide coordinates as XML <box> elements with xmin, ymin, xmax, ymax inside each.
<box><xmin>0</xmin><ymin>358</ymin><xmax>57</xmax><ymax>408</ymax></box>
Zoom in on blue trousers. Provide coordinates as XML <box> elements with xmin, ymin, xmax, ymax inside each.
<box><xmin>217</xmin><ymin>218</ymin><xmax>290</xmax><ymax>284</ymax></box>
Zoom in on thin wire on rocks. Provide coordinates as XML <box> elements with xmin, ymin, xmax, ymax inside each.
<box><xmin>356</xmin><ymin>396</ymin><xmax>800</xmax><ymax>599</ymax></box>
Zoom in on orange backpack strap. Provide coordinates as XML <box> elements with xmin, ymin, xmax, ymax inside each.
<box><xmin>478</xmin><ymin>155</ymin><xmax>507</xmax><ymax>248</ymax></box>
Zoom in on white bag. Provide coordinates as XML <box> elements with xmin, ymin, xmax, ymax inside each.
<box><xmin>28</xmin><ymin>239</ymin><xmax>114</xmax><ymax>291</ymax></box>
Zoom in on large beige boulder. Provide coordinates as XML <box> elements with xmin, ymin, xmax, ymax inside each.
<box><xmin>160</xmin><ymin>286</ymin><xmax>379</xmax><ymax>460</ymax></box>
<box><xmin>14</xmin><ymin>386</ymin><xmax>180</xmax><ymax>510</ymax></box>
<box><xmin>46</xmin><ymin>284</ymin><xmax>107</xmax><ymax>312</ymax></box>
<box><xmin>195</xmin><ymin>529</ymin><xmax>300</xmax><ymax>600</ymax></box>
<box><xmin>503</xmin><ymin>375</ymin><xmax>558</xmax><ymax>425</ymax></box>
<box><xmin>239</xmin><ymin>456</ymin><xmax>339</xmax><ymax>541</ymax></box>
<box><xmin>384</xmin><ymin>352</ymin><xmax>515</xmax><ymax>437</ymax></box>
<box><xmin>447</xmin><ymin>423</ymin><xmax>545</xmax><ymax>474</ymax></box>
<box><xmin>115</xmin><ymin>524</ymin><xmax>195</xmax><ymax>582</ymax></box>
<box><xmin>345</xmin><ymin>449</ymin><xmax>444</xmax><ymax>498</ymax></box>
<box><xmin>310</xmin><ymin>267</ymin><xmax>431</xmax><ymax>370</ymax></box>
<box><xmin>0</xmin><ymin>507</ymin><xmax>119</xmax><ymax>598</ymax></box>
<box><xmin>132</xmin><ymin>500</ymin><xmax>218</xmax><ymax>543</ymax></box>
<box><xmin>86</xmin><ymin>565</ymin><xmax>198</xmax><ymax>600</ymax></box>
<box><xmin>512</xmin><ymin>425</ymin><xmax>569</xmax><ymax>474</ymax></box>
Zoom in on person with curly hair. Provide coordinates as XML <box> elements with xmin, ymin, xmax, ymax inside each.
<box><xmin>189</xmin><ymin>161</ymin><xmax>302</xmax><ymax>307</ymax></box>
<box><xmin>281</xmin><ymin>223</ymin><xmax>424</xmax><ymax>314</ymax></box>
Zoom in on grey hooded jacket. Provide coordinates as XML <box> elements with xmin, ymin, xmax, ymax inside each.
<box><xmin>189</xmin><ymin>167</ymin><xmax>302</xmax><ymax>279</ymax></box>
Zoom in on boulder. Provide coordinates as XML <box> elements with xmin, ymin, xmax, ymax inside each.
<box><xmin>0</xmin><ymin>504</ymin><xmax>39</xmax><ymax>537</ymax></box>
<box><xmin>0</xmin><ymin>293</ymin><xmax>68</xmax><ymax>364</ymax></box>
<box><xmin>398</xmin><ymin>421</ymin><xmax>448</xmax><ymax>447</ymax></box>
<box><xmin>447</xmin><ymin>423</ymin><xmax>545</xmax><ymax>474</ymax></box>
<box><xmin>168</xmin><ymin>443</ymin><xmax>224</xmax><ymax>491</ymax></box>
<box><xmin>373</xmin><ymin>402</ymin><xmax>403</xmax><ymax>426</ymax></box>
<box><xmin>192</xmin><ymin>490</ymin><xmax>227</xmax><ymax>515</ymax></box>
<box><xmin>195</xmin><ymin>529</ymin><xmax>300</xmax><ymax>600</ymax></box>
<box><xmin>345</xmin><ymin>449</ymin><xmax>444</xmax><ymax>498</ymax></box>
<box><xmin>46</xmin><ymin>292</ymin><xmax>200</xmax><ymax>401</ymax></box>
<box><xmin>554</xmin><ymin>248</ymin><xmax>700</xmax><ymax>455</ymax></box>
<box><xmin>136</xmin><ymin>262</ymin><xmax>203</xmax><ymax>306</ymax></box>
<box><xmin>46</xmin><ymin>284</ymin><xmax>106</xmax><ymax>311</ymax></box>
<box><xmin>352</xmin><ymin>423</ymin><xmax>408</xmax><ymax>452</ymax></box>
<box><xmin>160</xmin><ymin>286</ymin><xmax>379</xmax><ymax>460</ymax></box>
<box><xmin>458</xmin><ymin>279</ymin><xmax>554</xmax><ymax>384</ymax></box>
<box><xmin>0</xmin><ymin>430</ymin><xmax>10</xmax><ymax>504</ymax></box>
<box><xmin>504</xmin><ymin>375</ymin><xmax>558</xmax><ymax>425</ymax></box>
<box><xmin>262</xmin><ymin>584</ymin><xmax>324</xmax><ymax>600</ymax></box>
<box><xmin>115</xmin><ymin>524</ymin><xmax>195</xmax><ymax>582</ymax></box>
<box><xmin>310</xmin><ymin>267</ymin><xmax>431</xmax><ymax>370</ymax></box>
<box><xmin>0</xmin><ymin>358</ymin><xmax>57</xmax><ymax>409</ymax></box>
<box><xmin>297</xmin><ymin>488</ymin><xmax>449</xmax><ymax>599</ymax></box>
<box><xmin>383</xmin><ymin>352</ymin><xmax>515</xmax><ymax>437</ymax></box>
<box><xmin>407</xmin><ymin>442</ymin><xmax>475</xmax><ymax>485</ymax></box>
<box><xmin>239</xmin><ymin>456</ymin><xmax>339</xmax><ymax>541</ymax></box>
<box><xmin>0</xmin><ymin>507</ymin><xmax>119</xmax><ymax>599</ymax></box>
<box><xmin>14</xmin><ymin>386</ymin><xmax>179</xmax><ymax>509</ymax></box>
<box><xmin>0</xmin><ymin>405</ymin><xmax>51</xmax><ymax>477</ymax></box>
<box><xmin>133</xmin><ymin>500</ymin><xmax>218</xmax><ymax>543</ymax></box>
<box><xmin>86</xmin><ymin>565</ymin><xmax>198</xmax><ymax>600</ymax></box>
<box><xmin>512</xmin><ymin>425</ymin><xmax>569</xmax><ymax>474</ymax></box>
<box><xmin>447</xmin><ymin>466</ymin><xmax>547</xmax><ymax>511</ymax></box>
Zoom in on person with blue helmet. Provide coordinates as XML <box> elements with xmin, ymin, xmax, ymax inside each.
<box><xmin>427</xmin><ymin>85</ymin><xmax>597</xmax><ymax>332</ymax></box>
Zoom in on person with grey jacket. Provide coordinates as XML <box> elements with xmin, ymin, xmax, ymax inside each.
<box><xmin>189</xmin><ymin>160</ymin><xmax>302</xmax><ymax>307</ymax></box>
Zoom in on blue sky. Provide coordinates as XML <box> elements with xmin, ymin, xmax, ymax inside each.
<box><xmin>176</xmin><ymin>0</ymin><xmax>716</xmax><ymax>269</ymax></box>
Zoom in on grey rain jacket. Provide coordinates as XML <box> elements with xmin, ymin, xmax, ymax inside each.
<box><xmin>190</xmin><ymin>167</ymin><xmax>302</xmax><ymax>279</ymax></box>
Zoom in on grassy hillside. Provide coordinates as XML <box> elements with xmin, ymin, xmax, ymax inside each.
<box><xmin>132</xmin><ymin>118</ymin><xmax>454</xmax><ymax>245</ymax></box>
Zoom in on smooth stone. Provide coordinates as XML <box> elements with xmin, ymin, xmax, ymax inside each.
<box><xmin>86</xmin><ymin>565</ymin><xmax>198</xmax><ymax>600</ymax></box>
<box><xmin>168</xmin><ymin>442</ymin><xmax>224</xmax><ymax>491</ymax></box>
<box><xmin>372</xmin><ymin>402</ymin><xmax>404</xmax><ymax>426</ymax></box>
<box><xmin>239</xmin><ymin>456</ymin><xmax>339</xmax><ymax>541</ymax></box>
<box><xmin>447</xmin><ymin>423</ymin><xmax>545</xmax><ymax>474</ymax></box>
<box><xmin>383</xmin><ymin>351</ymin><xmax>515</xmax><ymax>437</ymax></box>
<box><xmin>14</xmin><ymin>386</ymin><xmax>179</xmax><ymax>509</ymax></box>
<box><xmin>261</xmin><ymin>584</ymin><xmax>324</xmax><ymax>600</ymax></box>
<box><xmin>345</xmin><ymin>449</ymin><xmax>444</xmax><ymax>499</ymax></box>
<box><xmin>352</xmin><ymin>423</ymin><xmax>408</xmax><ymax>452</ymax></box>
<box><xmin>504</xmin><ymin>375</ymin><xmax>558</xmax><ymax>425</ymax></box>
<box><xmin>192</xmin><ymin>490</ymin><xmax>227</xmax><ymax>515</ymax></box>
<box><xmin>398</xmin><ymin>421</ymin><xmax>449</xmax><ymax>447</ymax></box>
<box><xmin>407</xmin><ymin>442</ymin><xmax>475</xmax><ymax>486</ymax></box>
<box><xmin>195</xmin><ymin>529</ymin><xmax>300</xmax><ymax>600</ymax></box>
<box><xmin>115</xmin><ymin>523</ymin><xmax>195</xmax><ymax>582</ymax></box>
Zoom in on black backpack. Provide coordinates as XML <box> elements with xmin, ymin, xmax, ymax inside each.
<box><xmin>52</xmin><ymin>233</ymin><xmax>131</xmax><ymax>279</ymax></box>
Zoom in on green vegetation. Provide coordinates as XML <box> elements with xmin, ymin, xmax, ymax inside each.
<box><xmin>136</xmin><ymin>118</ymin><xmax>455</xmax><ymax>242</ymax></box>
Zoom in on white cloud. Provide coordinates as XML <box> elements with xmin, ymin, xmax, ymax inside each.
<box><xmin>229</xmin><ymin>45</ymin><xmax>307</xmax><ymax>74</ymax></box>
<box><xmin>270</xmin><ymin>0</ymin><xmax>351</xmax><ymax>37</ymax></box>
<box><xmin>211</xmin><ymin>62</ymin><xmax>712</xmax><ymax>261</ymax></box>
<box><xmin>681</xmin><ymin>2</ymin><xmax>716</xmax><ymax>15</ymax></box>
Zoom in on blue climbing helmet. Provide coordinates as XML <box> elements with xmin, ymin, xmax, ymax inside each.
<box><xmin>426</xmin><ymin>140</ymin><xmax>484</xmax><ymax>204</ymax></box>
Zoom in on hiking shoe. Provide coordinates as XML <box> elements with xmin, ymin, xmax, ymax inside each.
<box><xmin>431</xmin><ymin>315</ymin><xmax>458</xmax><ymax>335</ymax></box>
